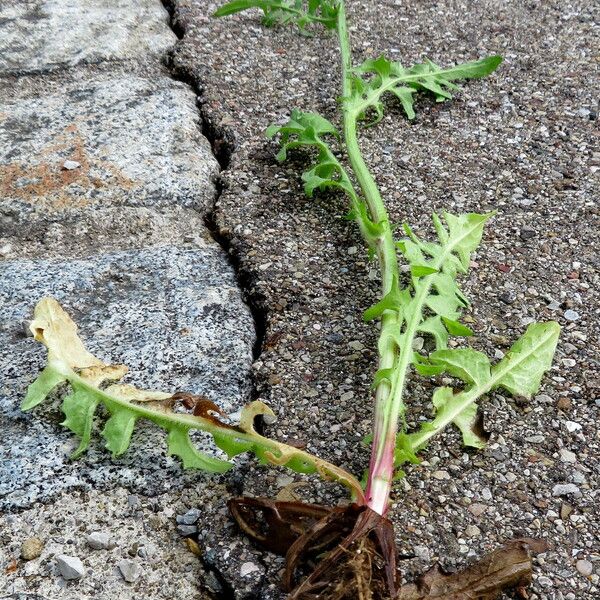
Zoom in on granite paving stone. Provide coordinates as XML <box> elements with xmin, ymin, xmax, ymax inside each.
<box><xmin>0</xmin><ymin>244</ymin><xmax>255</xmax><ymax>510</ymax></box>
<box><xmin>0</xmin><ymin>0</ymin><xmax>176</xmax><ymax>75</ymax></box>
<box><xmin>0</xmin><ymin>74</ymin><xmax>219</xmax><ymax>215</ymax></box>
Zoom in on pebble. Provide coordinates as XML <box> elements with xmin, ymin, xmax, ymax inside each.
<box><xmin>552</xmin><ymin>483</ymin><xmax>580</xmax><ymax>497</ymax></box>
<box><xmin>56</xmin><ymin>554</ymin><xmax>85</xmax><ymax>580</ymax></box>
<box><xmin>576</xmin><ymin>559</ymin><xmax>593</xmax><ymax>577</ymax></box>
<box><xmin>177</xmin><ymin>524</ymin><xmax>198</xmax><ymax>536</ymax></box>
<box><xmin>525</xmin><ymin>435</ymin><xmax>545</xmax><ymax>443</ymax></box>
<box><xmin>559</xmin><ymin>449</ymin><xmax>577</xmax><ymax>463</ymax></box>
<box><xmin>481</xmin><ymin>487</ymin><xmax>493</xmax><ymax>501</ymax></box>
<box><xmin>537</xmin><ymin>576</ymin><xmax>553</xmax><ymax>587</ymax></box>
<box><xmin>565</xmin><ymin>421</ymin><xmax>582</xmax><ymax>432</ymax></box>
<box><xmin>62</xmin><ymin>160</ymin><xmax>81</xmax><ymax>170</ymax></box>
<box><xmin>240</xmin><ymin>561</ymin><xmax>260</xmax><ymax>576</ymax></box>
<box><xmin>468</xmin><ymin>503</ymin><xmax>487</xmax><ymax>517</ymax></box>
<box><xmin>465</xmin><ymin>525</ymin><xmax>481</xmax><ymax>537</ymax></box>
<box><xmin>176</xmin><ymin>508</ymin><xmax>201</xmax><ymax>525</ymax></box>
<box><xmin>276</xmin><ymin>474</ymin><xmax>295</xmax><ymax>487</ymax></box>
<box><xmin>432</xmin><ymin>470</ymin><xmax>450</xmax><ymax>480</ymax></box>
<box><xmin>413</xmin><ymin>545</ymin><xmax>431</xmax><ymax>561</ymax></box>
<box><xmin>118</xmin><ymin>559</ymin><xmax>141</xmax><ymax>583</ymax></box>
<box><xmin>564</xmin><ymin>310</ymin><xmax>580</xmax><ymax>322</ymax></box>
<box><xmin>87</xmin><ymin>532</ymin><xmax>111</xmax><ymax>550</ymax></box>
<box><xmin>499</xmin><ymin>290</ymin><xmax>516</xmax><ymax>304</ymax></box>
<box><xmin>21</xmin><ymin>537</ymin><xmax>44</xmax><ymax>560</ymax></box>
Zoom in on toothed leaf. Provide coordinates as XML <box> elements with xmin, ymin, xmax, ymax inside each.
<box><xmin>214</xmin><ymin>0</ymin><xmax>340</xmax><ymax>31</ymax></box>
<box><xmin>167</xmin><ymin>428</ymin><xmax>232</xmax><ymax>473</ymax></box>
<box><xmin>60</xmin><ymin>386</ymin><xmax>99</xmax><ymax>458</ymax></box>
<box><xmin>23</xmin><ymin>298</ymin><xmax>365</xmax><ymax>501</ymax></box>
<box><xmin>493</xmin><ymin>322</ymin><xmax>560</xmax><ymax>398</ymax></box>
<box><xmin>102</xmin><ymin>408</ymin><xmax>137</xmax><ymax>456</ymax></box>
<box><xmin>21</xmin><ymin>365</ymin><xmax>66</xmax><ymax>410</ymax></box>
<box><xmin>429</xmin><ymin>348</ymin><xmax>491</xmax><ymax>387</ymax></box>
<box><xmin>351</xmin><ymin>54</ymin><xmax>502</xmax><ymax>123</ymax></box>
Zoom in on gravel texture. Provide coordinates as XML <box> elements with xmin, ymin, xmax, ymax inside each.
<box><xmin>0</xmin><ymin>488</ymin><xmax>214</xmax><ymax>598</ymax></box>
<box><xmin>166</xmin><ymin>0</ymin><xmax>599</xmax><ymax>598</ymax></box>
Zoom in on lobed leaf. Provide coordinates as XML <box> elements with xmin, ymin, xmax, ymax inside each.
<box><xmin>22</xmin><ymin>298</ymin><xmax>365</xmax><ymax>501</ymax></box>
<box><xmin>214</xmin><ymin>0</ymin><xmax>339</xmax><ymax>32</ymax></box>
<box><xmin>493</xmin><ymin>322</ymin><xmax>561</xmax><ymax>398</ymax></box>
<box><xmin>407</xmin><ymin>322</ymin><xmax>560</xmax><ymax>457</ymax></box>
<box><xmin>350</xmin><ymin>54</ymin><xmax>502</xmax><ymax>123</ymax></box>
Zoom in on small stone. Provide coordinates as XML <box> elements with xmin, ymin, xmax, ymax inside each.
<box><xmin>432</xmin><ymin>470</ymin><xmax>450</xmax><ymax>480</ymax></box>
<box><xmin>276</xmin><ymin>474</ymin><xmax>294</xmax><ymax>487</ymax></box>
<box><xmin>520</xmin><ymin>228</ymin><xmax>536</xmax><ymax>240</ymax></box>
<box><xmin>525</xmin><ymin>435</ymin><xmax>545</xmax><ymax>443</ymax></box>
<box><xmin>564</xmin><ymin>310</ymin><xmax>580</xmax><ymax>322</ymax></box>
<box><xmin>87</xmin><ymin>532</ymin><xmax>110</xmax><ymax>550</ymax></box>
<box><xmin>21</xmin><ymin>537</ymin><xmax>44</xmax><ymax>560</ymax></box>
<box><xmin>176</xmin><ymin>508</ymin><xmax>201</xmax><ymax>525</ymax></box>
<box><xmin>537</xmin><ymin>576</ymin><xmax>553</xmax><ymax>587</ymax></box>
<box><xmin>177</xmin><ymin>524</ymin><xmax>197</xmax><ymax>536</ymax></box>
<box><xmin>413</xmin><ymin>545</ymin><xmax>431</xmax><ymax>561</ymax></box>
<box><xmin>412</xmin><ymin>337</ymin><xmax>424</xmax><ymax>351</ymax></box>
<box><xmin>576</xmin><ymin>559</ymin><xmax>593</xmax><ymax>577</ymax></box>
<box><xmin>62</xmin><ymin>160</ymin><xmax>81</xmax><ymax>170</ymax></box>
<box><xmin>56</xmin><ymin>555</ymin><xmax>85</xmax><ymax>580</ymax></box>
<box><xmin>565</xmin><ymin>421</ymin><xmax>582</xmax><ymax>432</ymax></box>
<box><xmin>552</xmin><ymin>483</ymin><xmax>580</xmax><ymax>497</ymax></box>
<box><xmin>118</xmin><ymin>559</ymin><xmax>140</xmax><ymax>583</ymax></box>
<box><xmin>481</xmin><ymin>487</ymin><xmax>493</xmax><ymax>501</ymax></box>
<box><xmin>499</xmin><ymin>290</ymin><xmax>516</xmax><ymax>305</ymax></box>
<box><xmin>557</xmin><ymin>397</ymin><xmax>572</xmax><ymax>411</ymax></box>
<box><xmin>559</xmin><ymin>449</ymin><xmax>577</xmax><ymax>463</ymax></box>
<box><xmin>204</xmin><ymin>571</ymin><xmax>223</xmax><ymax>594</ymax></box>
<box><xmin>465</xmin><ymin>525</ymin><xmax>481</xmax><ymax>538</ymax></box>
<box><xmin>340</xmin><ymin>391</ymin><xmax>354</xmax><ymax>401</ymax></box>
<box><xmin>562</xmin><ymin>358</ymin><xmax>576</xmax><ymax>367</ymax></box>
<box><xmin>468</xmin><ymin>503</ymin><xmax>487</xmax><ymax>517</ymax></box>
<box><xmin>560</xmin><ymin>503</ymin><xmax>573</xmax><ymax>520</ymax></box>
<box><xmin>349</xmin><ymin>340</ymin><xmax>364</xmax><ymax>351</ymax></box>
<box><xmin>347</xmin><ymin>246</ymin><xmax>358</xmax><ymax>255</ymax></box>
<box><xmin>240</xmin><ymin>561</ymin><xmax>260</xmax><ymax>576</ymax></box>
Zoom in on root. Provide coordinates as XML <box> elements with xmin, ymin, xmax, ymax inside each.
<box><xmin>228</xmin><ymin>497</ymin><xmax>545</xmax><ymax>600</ymax></box>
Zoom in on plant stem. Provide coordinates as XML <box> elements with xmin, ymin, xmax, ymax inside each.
<box><xmin>336</xmin><ymin>0</ymin><xmax>405</xmax><ymax>515</ymax></box>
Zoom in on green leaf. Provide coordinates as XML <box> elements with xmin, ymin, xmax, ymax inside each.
<box><xmin>493</xmin><ymin>322</ymin><xmax>560</xmax><ymax>398</ymax></box>
<box><xmin>411</xmin><ymin>265</ymin><xmax>438</xmax><ymax>278</ymax></box>
<box><xmin>214</xmin><ymin>0</ymin><xmax>340</xmax><ymax>31</ymax></box>
<box><xmin>413</xmin><ymin>352</ymin><xmax>445</xmax><ymax>376</ymax></box>
<box><xmin>267</xmin><ymin>109</ymin><xmax>356</xmax><ymax>200</ymax></box>
<box><xmin>417</xmin><ymin>316</ymin><xmax>449</xmax><ymax>350</ymax></box>
<box><xmin>394</xmin><ymin>432</ymin><xmax>422</xmax><ymax>467</ymax></box>
<box><xmin>22</xmin><ymin>365</ymin><xmax>66</xmax><ymax>410</ymax></box>
<box><xmin>102</xmin><ymin>408</ymin><xmax>137</xmax><ymax>456</ymax></box>
<box><xmin>431</xmin><ymin>387</ymin><xmax>487</xmax><ymax>449</ymax></box>
<box><xmin>167</xmin><ymin>428</ymin><xmax>232</xmax><ymax>473</ymax></box>
<box><xmin>372</xmin><ymin>368</ymin><xmax>394</xmax><ymax>388</ymax></box>
<box><xmin>350</xmin><ymin>54</ymin><xmax>502</xmax><ymax>122</ymax></box>
<box><xmin>363</xmin><ymin>276</ymin><xmax>407</xmax><ymax>322</ymax></box>
<box><xmin>429</xmin><ymin>348</ymin><xmax>491</xmax><ymax>387</ymax></box>
<box><xmin>60</xmin><ymin>385</ymin><xmax>99</xmax><ymax>458</ymax></box>
<box><xmin>442</xmin><ymin>317</ymin><xmax>473</xmax><ymax>337</ymax></box>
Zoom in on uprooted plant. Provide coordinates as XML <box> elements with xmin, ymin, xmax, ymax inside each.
<box><xmin>23</xmin><ymin>1</ymin><xmax>560</xmax><ymax>598</ymax></box>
